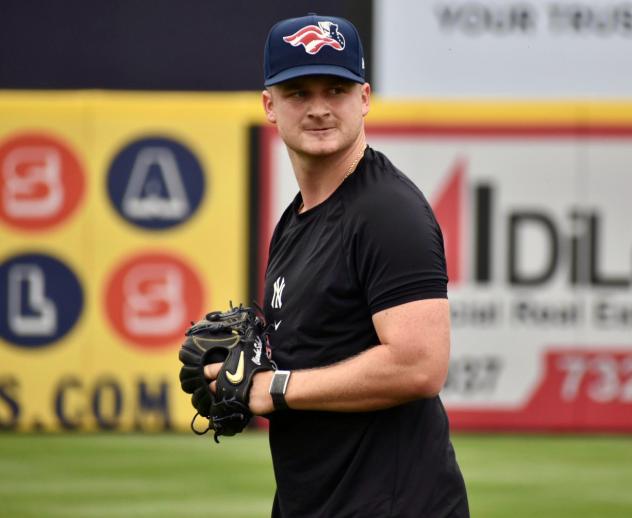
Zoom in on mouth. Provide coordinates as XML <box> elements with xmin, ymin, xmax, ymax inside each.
<box><xmin>305</xmin><ymin>127</ymin><xmax>336</xmax><ymax>135</ymax></box>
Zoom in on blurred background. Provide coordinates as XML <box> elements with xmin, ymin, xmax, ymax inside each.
<box><xmin>1</xmin><ymin>0</ymin><xmax>631</xmax><ymax>516</ymax></box>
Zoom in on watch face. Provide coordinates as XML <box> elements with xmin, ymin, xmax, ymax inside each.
<box><xmin>270</xmin><ymin>371</ymin><xmax>291</xmax><ymax>410</ymax></box>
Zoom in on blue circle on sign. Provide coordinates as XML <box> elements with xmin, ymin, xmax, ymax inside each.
<box><xmin>107</xmin><ymin>136</ymin><xmax>206</xmax><ymax>229</ymax></box>
<box><xmin>0</xmin><ymin>253</ymin><xmax>84</xmax><ymax>348</ymax></box>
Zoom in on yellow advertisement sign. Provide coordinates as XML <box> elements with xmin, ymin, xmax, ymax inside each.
<box><xmin>0</xmin><ymin>92</ymin><xmax>263</xmax><ymax>432</ymax></box>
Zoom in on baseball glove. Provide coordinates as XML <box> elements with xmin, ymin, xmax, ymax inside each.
<box><xmin>178</xmin><ymin>304</ymin><xmax>275</xmax><ymax>442</ymax></box>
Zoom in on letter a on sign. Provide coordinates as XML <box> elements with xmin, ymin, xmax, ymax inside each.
<box><xmin>122</xmin><ymin>147</ymin><xmax>190</xmax><ymax>220</ymax></box>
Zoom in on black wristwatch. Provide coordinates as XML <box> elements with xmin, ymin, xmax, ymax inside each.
<box><xmin>269</xmin><ymin>370</ymin><xmax>291</xmax><ymax>411</ymax></box>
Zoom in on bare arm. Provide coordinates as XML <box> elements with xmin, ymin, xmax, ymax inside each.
<box><xmin>206</xmin><ymin>298</ymin><xmax>451</xmax><ymax>414</ymax></box>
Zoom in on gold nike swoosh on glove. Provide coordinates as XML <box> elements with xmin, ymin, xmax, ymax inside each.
<box><xmin>225</xmin><ymin>351</ymin><xmax>245</xmax><ymax>385</ymax></box>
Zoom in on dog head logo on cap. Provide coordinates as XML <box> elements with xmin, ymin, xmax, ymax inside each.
<box><xmin>264</xmin><ymin>13</ymin><xmax>365</xmax><ymax>86</ymax></box>
<box><xmin>283</xmin><ymin>21</ymin><xmax>345</xmax><ymax>55</ymax></box>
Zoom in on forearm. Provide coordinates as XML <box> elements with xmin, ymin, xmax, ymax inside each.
<box><xmin>283</xmin><ymin>343</ymin><xmax>444</xmax><ymax>412</ymax></box>
<box><xmin>249</xmin><ymin>299</ymin><xmax>451</xmax><ymax>415</ymax></box>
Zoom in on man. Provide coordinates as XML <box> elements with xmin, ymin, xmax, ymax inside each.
<box><xmin>206</xmin><ymin>13</ymin><xmax>469</xmax><ymax>517</ymax></box>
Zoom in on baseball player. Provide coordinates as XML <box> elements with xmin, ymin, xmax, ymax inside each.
<box><xmin>204</xmin><ymin>13</ymin><xmax>469</xmax><ymax>517</ymax></box>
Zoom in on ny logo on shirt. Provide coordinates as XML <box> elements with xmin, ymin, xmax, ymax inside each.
<box><xmin>271</xmin><ymin>276</ymin><xmax>286</xmax><ymax>309</ymax></box>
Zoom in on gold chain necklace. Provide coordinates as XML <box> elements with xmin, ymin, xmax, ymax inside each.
<box><xmin>343</xmin><ymin>144</ymin><xmax>367</xmax><ymax>180</ymax></box>
<box><xmin>298</xmin><ymin>145</ymin><xmax>366</xmax><ymax>213</ymax></box>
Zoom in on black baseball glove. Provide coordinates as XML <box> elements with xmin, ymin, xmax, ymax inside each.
<box><xmin>178</xmin><ymin>304</ymin><xmax>275</xmax><ymax>442</ymax></box>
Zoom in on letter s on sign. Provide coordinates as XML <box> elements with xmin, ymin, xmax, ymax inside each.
<box><xmin>0</xmin><ymin>376</ymin><xmax>21</xmax><ymax>430</ymax></box>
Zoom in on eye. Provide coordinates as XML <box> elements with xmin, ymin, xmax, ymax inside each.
<box><xmin>329</xmin><ymin>85</ymin><xmax>349</xmax><ymax>95</ymax></box>
<box><xmin>287</xmin><ymin>89</ymin><xmax>306</xmax><ymax>99</ymax></box>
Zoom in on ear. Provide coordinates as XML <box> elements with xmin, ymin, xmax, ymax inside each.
<box><xmin>360</xmin><ymin>83</ymin><xmax>371</xmax><ymax>118</ymax></box>
<box><xmin>262</xmin><ymin>89</ymin><xmax>277</xmax><ymax>124</ymax></box>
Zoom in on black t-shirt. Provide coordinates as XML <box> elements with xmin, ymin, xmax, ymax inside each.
<box><xmin>264</xmin><ymin>147</ymin><xmax>469</xmax><ymax>518</ymax></box>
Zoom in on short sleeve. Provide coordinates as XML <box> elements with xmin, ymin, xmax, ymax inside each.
<box><xmin>346</xmin><ymin>180</ymin><xmax>448</xmax><ymax>315</ymax></box>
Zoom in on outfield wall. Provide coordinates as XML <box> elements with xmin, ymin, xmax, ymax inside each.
<box><xmin>1</xmin><ymin>92</ymin><xmax>631</xmax><ymax>432</ymax></box>
<box><xmin>0</xmin><ymin>92</ymin><xmax>262</xmax><ymax>432</ymax></box>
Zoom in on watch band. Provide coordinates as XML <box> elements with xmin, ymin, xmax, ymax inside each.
<box><xmin>269</xmin><ymin>370</ymin><xmax>291</xmax><ymax>411</ymax></box>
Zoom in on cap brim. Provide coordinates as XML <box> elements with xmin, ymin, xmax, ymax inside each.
<box><xmin>264</xmin><ymin>65</ymin><xmax>365</xmax><ymax>87</ymax></box>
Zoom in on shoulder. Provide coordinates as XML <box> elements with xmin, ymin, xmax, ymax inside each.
<box><xmin>338</xmin><ymin>148</ymin><xmax>448</xmax><ymax>310</ymax></box>
<box><xmin>341</xmin><ymin>148</ymin><xmax>438</xmax><ymax>231</ymax></box>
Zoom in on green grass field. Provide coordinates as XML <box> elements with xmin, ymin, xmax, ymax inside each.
<box><xmin>1</xmin><ymin>432</ymin><xmax>631</xmax><ymax>517</ymax></box>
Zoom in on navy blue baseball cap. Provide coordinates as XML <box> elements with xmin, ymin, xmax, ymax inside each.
<box><xmin>264</xmin><ymin>14</ymin><xmax>365</xmax><ymax>87</ymax></box>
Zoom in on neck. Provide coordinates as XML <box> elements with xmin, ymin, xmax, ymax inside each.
<box><xmin>291</xmin><ymin>134</ymin><xmax>367</xmax><ymax>213</ymax></box>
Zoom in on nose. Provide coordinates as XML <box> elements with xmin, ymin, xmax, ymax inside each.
<box><xmin>306</xmin><ymin>94</ymin><xmax>331</xmax><ymax>119</ymax></box>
